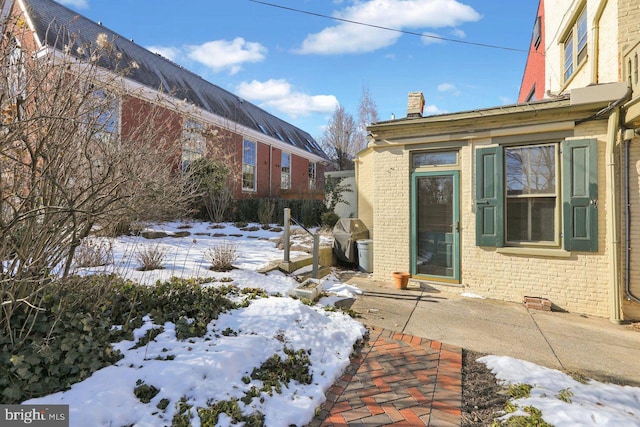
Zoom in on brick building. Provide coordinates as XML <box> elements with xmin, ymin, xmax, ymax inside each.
<box><xmin>1</xmin><ymin>0</ymin><xmax>328</xmax><ymax>203</ymax></box>
<box><xmin>358</xmin><ymin>0</ymin><xmax>640</xmax><ymax>322</ymax></box>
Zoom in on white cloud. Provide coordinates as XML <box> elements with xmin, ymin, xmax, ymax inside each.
<box><xmin>424</xmin><ymin>104</ymin><xmax>446</xmax><ymax>115</ymax></box>
<box><xmin>297</xmin><ymin>0</ymin><xmax>481</xmax><ymax>55</ymax></box>
<box><xmin>58</xmin><ymin>0</ymin><xmax>88</xmax><ymax>8</ymax></box>
<box><xmin>237</xmin><ymin>79</ymin><xmax>338</xmax><ymax>118</ymax></box>
<box><xmin>437</xmin><ymin>82</ymin><xmax>460</xmax><ymax>96</ymax></box>
<box><xmin>499</xmin><ymin>96</ymin><xmax>512</xmax><ymax>104</ymax></box>
<box><xmin>450</xmin><ymin>28</ymin><xmax>466</xmax><ymax>38</ymax></box>
<box><xmin>146</xmin><ymin>46</ymin><xmax>180</xmax><ymax>62</ymax></box>
<box><xmin>438</xmin><ymin>83</ymin><xmax>455</xmax><ymax>92</ymax></box>
<box><xmin>187</xmin><ymin>38</ymin><xmax>267</xmax><ymax>75</ymax></box>
<box><xmin>422</xmin><ymin>32</ymin><xmax>445</xmax><ymax>45</ymax></box>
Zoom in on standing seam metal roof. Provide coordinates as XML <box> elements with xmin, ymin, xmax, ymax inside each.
<box><xmin>22</xmin><ymin>0</ymin><xmax>328</xmax><ymax>160</ymax></box>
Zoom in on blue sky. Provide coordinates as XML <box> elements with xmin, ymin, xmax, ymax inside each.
<box><xmin>58</xmin><ymin>0</ymin><xmax>539</xmax><ymax>140</ymax></box>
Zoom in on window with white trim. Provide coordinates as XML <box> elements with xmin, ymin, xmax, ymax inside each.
<box><xmin>308</xmin><ymin>162</ymin><xmax>316</xmax><ymax>190</ymax></box>
<box><xmin>182</xmin><ymin>119</ymin><xmax>206</xmax><ymax>169</ymax></box>
<box><xmin>281</xmin><ymin>152</ymin><xmax>291</xmax><ymax>189</ymax></box>
<box><xmin>242</xmin><ymin>140</ymin><xmax>256</xmax><ymax>191</ymax></box>
<box><xmin>89</xmin><ymin>89</ymin><xmax>119</xmax><ymax>144</ymax></box>
<box><xmin>563</xmin><ymin>8</ymin><xmax>587</xmax><ymax>83</ymax></box>
<box><xmin>476</xmin><ymin>138</ymin><xmax>597</xmax><ymax>251</ymax></box>
<box><xmin>7</xmin><ymin>38</ymin><xmax>25</xmax><ymax>101</ymax></box>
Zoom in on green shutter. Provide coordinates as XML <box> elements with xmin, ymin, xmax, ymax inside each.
<box><xmin>476</xmin><ymin>147</ymin><xmax>504</xmax><ymax>247</ymax></box>
<box><xmin>562</xmin><ymin>138</ymin><xmax>598</xmax><ymax>251</ymax></box>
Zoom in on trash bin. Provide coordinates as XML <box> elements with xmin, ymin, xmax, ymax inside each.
<box><xmin>356</xmin><ymin>239</ymin><xmax>373</xmax><ymax>273</ymax></box>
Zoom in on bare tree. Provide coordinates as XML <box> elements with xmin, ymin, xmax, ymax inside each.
<box><xmin>0</xmin><ymin>19</ymin><xmax>197</xmax><ymax>345</ymax></box>
<box><xmin>356</xmin><ymin>85</ymin><xmax>379</xmax><ymax>152</ymax></box>
<box><xmin>320</xmin><ymin>104</ymin><xmax>357</xmax><ymax>171</ymax></box>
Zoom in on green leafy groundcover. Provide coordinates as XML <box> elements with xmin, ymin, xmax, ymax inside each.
<box><xmin>0</xmin><ymin>275</ymin><xmax>239</xmax><ymax>403</ymax></box>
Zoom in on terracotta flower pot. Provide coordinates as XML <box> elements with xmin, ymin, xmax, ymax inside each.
<box><xmin>392</xmin><ymin>272</ymin><xmax>410</xmax><ymax>290</ymax></box>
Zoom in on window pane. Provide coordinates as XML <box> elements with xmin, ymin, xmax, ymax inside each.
<box><xmin>308</xmin><ymin>162</ymin><xmax>316</xmax><ymax>189</ymax></box>
<box><xmin>577</xmin><ymin>9</ymin><xmax>587</xmax><ymax>60</ymax></box>
<box><xmin>506</xmin><ymin>145</ymin><xmax>555</xmax><ymax>195</ymax></box>
<box><xmin>242</xmin><ymin>164</ymin><xmax>255</xmax><ymax>190</ymax></box>
<box><xmin>413</xmin><ymin>151</ymin><xmax>457</xmax><ymax>168</ymax></box>
<box><xmin>243</xmin><ymin>140</ymin><xmax>256</xmax><ymax>164</ymax></box>
<box><xmin>506</xmin><ymin>197</ymin><xmax>555</xmax><ymax>242</ymax></box>
<box><xmin>281</xmin><ymin>153</ymin><xmax>290</xmax><ymax>189</ymax></box>
<box><xmin>564</xmin><ymin>31</ymin><xmax>574</xmax><ymax>81</ymax></box>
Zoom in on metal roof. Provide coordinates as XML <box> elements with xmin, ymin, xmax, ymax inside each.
<box><xmin>22</xmin><ymin>0</ymin><xmax>328</xmax><ymax>160</ymax></box>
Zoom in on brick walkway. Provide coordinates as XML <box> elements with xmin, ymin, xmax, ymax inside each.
<box><xmin>308</xmin><ymin>327</ymin><xmax>462</xmax><ymax>426</ymax></box>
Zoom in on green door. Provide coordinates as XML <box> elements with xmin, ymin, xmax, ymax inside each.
<box><xmin>411</xmin><ymin>171</ymin><xmax>460</xmax><ymax>281</ymax></box>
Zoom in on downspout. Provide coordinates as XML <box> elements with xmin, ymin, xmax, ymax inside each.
<box><xmin>578</xmin><ymin>88</ymin><xmax>631</xmax><ymax>323</ymax></box>
<box><xmin>606</xmin><ymin>108</ymin><xmax>623</xmax><ymax>323</ymax></box>
<box><xmin>623</xmin><ymin>130</ymin><xmax>640</xmax><ymax>303</ymax></box>
<box><xmin>269</xmin><ymin>145</ymin><xmax>272</xmax><ymax>198</ymax></box>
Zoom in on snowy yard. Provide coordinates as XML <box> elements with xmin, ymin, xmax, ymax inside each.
<box><xmin>22</xmin><ymin>221</ymin><xmax>640</xmax><ymax>426</ymax></box>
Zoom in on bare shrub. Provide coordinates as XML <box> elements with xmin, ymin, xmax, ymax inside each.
<box><xmin>136</xmin><ymin>245</ymin><xmax>167</xmax><ymax>271</ymax></box>
<box><xmin>204</xmin><ymin>185</ymin><xmax>233</xmax><ymax>223</ymax></box>
<box><xmin>0</xmin><ymin>19</ymin><xmax>201</xmax><ymax>345</ymax></box>
<box><xmin>258</xmin><ymin>198</ymin><xmax>276</xmax><ymax>225</ymax></box>
<box><xmin>205</xmin><ymin>240</ymin><xmax>239</xmax><ymax>271</ymax></box>
<box><xmin>73</xmin><ymin>238</ymin><xmax>114</xmax><ymax>268</ymax></box>
<box><xmin>188</xmin><ymin>157</ymin><xmax>234</xmax><ymax>223</ymax></box>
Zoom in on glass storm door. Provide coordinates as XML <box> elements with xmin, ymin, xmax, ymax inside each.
<box><xmin>411</xmin><ymin>171</ymin><xmax>460</xmax><ymax>281</ymax></box>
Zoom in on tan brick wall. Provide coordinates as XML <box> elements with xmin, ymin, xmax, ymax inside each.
<box><xmin>545</xmin><ymin>0</ymin><xmax>620</xmax><ymax>92</ymax></box>
<box><xmin>370</xmin><ymin>147</ymin><xmax>411</xmax><ymax>277</ymax></box>
<box><xmin>456</xmin><ymin>128</ymin><xmax>610</xmax><ymax>318</ymax></box>
<box><xmin>597</xmin><ymin>1</ymin><xmax>620</xmax><ymax>83</ymax></box>
<box><xmin>356</xmin><ymin>149</ymin><xmax>375</xmax><ymax>235</ymax></box>
<box><xmin>619</xmin><ymin>0</ymin><xmax>640</xmax><ymax>46</ymax></box>
<box><xmin>360</xmin><ymin>121</ymin><xmax>617</xmax><ymax>318</ymax></box>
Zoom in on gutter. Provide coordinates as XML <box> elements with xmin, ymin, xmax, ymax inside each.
<box><xmin>606</xmin><ymin>107</ymin><xmax>623</xmax><ymax>323</ymax></box>
<box><xmin>578</xmin><ymin>87</ymin><xmax>631</xmax><ymax>323</ymax></box>
<box><xmin>623</xmin><ymin>129</ymin><xmax>640</xmax><ymax>304</ymax></box>
<box><xmin>602</xmin><ymin>88</ymin><xmax>632</xmax><ymax>323</ymax></box>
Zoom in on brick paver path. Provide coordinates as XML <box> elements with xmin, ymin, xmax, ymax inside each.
<box><xmin>308</xmin><ymin>327</ymin><xmax>462</xmax><ymax>426</ymax></box>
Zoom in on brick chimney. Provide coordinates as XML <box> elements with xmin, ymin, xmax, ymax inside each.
<box><xmin>407</xmin><ymin>92</ymin><xmax>425</xmax><ymax>118</ymax></box>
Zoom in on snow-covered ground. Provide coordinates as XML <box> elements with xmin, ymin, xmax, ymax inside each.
<box><xmin>23</xmin><ymin>221</ymin><xmax>640</xmax><ymax>426</ymax></box>
<box><xmin>482</xmin><ymin>356</ymin><xmax>640</xmax><ymax>426</ymax></box>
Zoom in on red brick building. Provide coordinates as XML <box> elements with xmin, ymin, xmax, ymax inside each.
<box><xmin>3</xmin><ymin>0</ymin><xmax>328</xmax><ymax>201</ymax></box>
<box><xmin>518</xmin><ymin>0</ymin><xmax>546</xmax><ymax>103</ymax></box>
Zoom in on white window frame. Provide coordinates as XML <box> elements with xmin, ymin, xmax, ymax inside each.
<box><xmin>7</xmin><ymin>37</ymin><xmax>25</xmax><ymax>101</ymax></box>
<box><xmin>182</xmin><ymin>118</ymin><xmax>206</xmax><ymax>169</ymax></box>
<box><xmin>242</xmin><ymin>139</ymin><xmax>257</xmax><ymax>192</ymax></box>
<box><xmin>563</xmin><ymin>8</ymin><xmax>587</xmax><ymax>84</ymax></box>
<box><xmin>89</xmin><ymin>89</ymin><xmax>119</xmax><ymax>144</ymax></box>
<box><xmin>308</xmin><ymin>162</ymin><xmax>316</xmax><ymax>190</ymax></box>
<box><xmin>281</xmin><ymin>152</ymin><xmax>291</xmax><ymax>190</ymax></box>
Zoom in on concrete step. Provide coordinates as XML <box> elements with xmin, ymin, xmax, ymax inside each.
<box><xmin>297</xmin><ymin>265</ymin><xmax>332</xmax><ymax>282</ymax></box>
<box><xmin>278</xmin><ymin>246</ymin><xmax>336</xmax><ymax>273</ymax></box>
